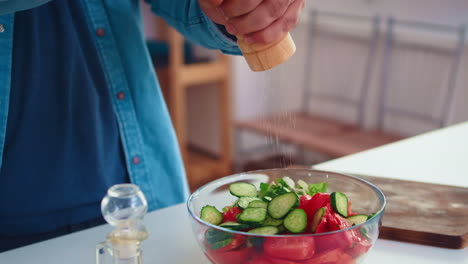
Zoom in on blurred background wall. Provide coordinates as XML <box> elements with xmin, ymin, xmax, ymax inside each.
<box><xmin>141</xmin><ymin>0</ymin><xmax>468</xmax><ymax>181</ymax></box>
<box><xmin>181</xmin><ymin>0</ymin><xmax>468</xmax><ymax>154</ymax></box>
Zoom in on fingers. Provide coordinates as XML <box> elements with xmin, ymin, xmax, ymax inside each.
<box><xmin>220</xmin><ymin>0</ymin><xmax>263</xmax><ymax>18</ymax></box>
<box><xmin>244</xmin><ymin>0</ymin><xmax>304</xmax><ymax>44</ymax></box>
<box><xmin>202</xmin><ymin>0</ymin><xmax>305</xmax><ymax>45</ymax></box>
<box><xmin>199</xmin><ymin>0</ymin><xmax>225</xmax><ymax>24</ymax></box>
<box><xmin>226</xmin><ymin>0</ymin><xmax>293</xmax><ymax>35</ymax></box>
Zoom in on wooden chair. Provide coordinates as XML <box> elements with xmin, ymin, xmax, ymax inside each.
<box><xmin>235</xmin><ymin>10</ymin><xmax>397</xmax><ymax>163</ymax></box>
<box><xmin>377</xmin><ymin>18</ymin><xmax>466</xmax><ymax>134</ymax></box>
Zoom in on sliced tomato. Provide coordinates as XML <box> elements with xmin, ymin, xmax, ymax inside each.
<box><xmin>341</xmin><ymin>225</ymin><xmax>371</xmax><ymax>256</ymax></box>
<box><xmin>310</xmin><ymin>205</ymin><xmax>332</xmax><ymax>234</ymax></box>
<box><xmin>314</xmin><ymin>212</ymin><xmax>329</xmax><ymax>234</ymax></box>
<box><xmin>265</xmin><ymin>255</ymin><xmax>302</xmax><ymax>264</ymax></box>
<box><xmin>314</xmin><ymin>233</ymin><xmax>345</xmax><ymax>253</ymax></box>
<box><xmin>336</xmin><ymin>252</ymin><xmax>356</xmax><ymax>264</ymax></box>
<box><xmin>264</xmin><ymin>237</ymin><xmax>316</xmax><ymax>261</ymax></box>
<box><xmin>300</xmin><ymin>248</ymin><xmax>354</xmax><ymax>264</ymax></box>
<box><xmin>346</xmin><ymin>237</ymin><xmax>372</xmax><ymax>258</ymax></box>
<box><xmin>326</xmin><ymin>203</ymin><xmax>351</xmax><ymax>231</ymax></box>
<box><xmin>300</xmin><ymin>248</ymin><xmax>341</xmax><ymax>263</ymax></box>
<box><xmin>315</xmin><ymin>227</ymin><xmax>353</xmax><ymax>252</ymax></box>
<box><xmin>209</xmin><ymin>234</ymin><xmax>246</xmax><ymax>252</ymax></box>
<box><xmin>316</xmin><ymin>211</ymin><xmax>371</xmax><ymax>253</ymax></box>
<box><xmin>313</xmin><ymin>203</ymin><xmax>366</xmax><ymax>252</ymax></box>
<box><xmin>246</xmin><ymin>253</ymin><xmax>273</xmax><ymax>264</ymax></box>
<box><xmin>222</xmin><ymin>206</ymin><xmax>243</xmax><ymax>223</ymax></box>
<box><xmin>208</xmin><ymin>246</ymin><xmax>255</xmax><ymax>264</ymax></box>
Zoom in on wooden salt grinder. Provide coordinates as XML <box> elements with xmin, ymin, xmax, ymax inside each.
<box><xmin>237</xmin><ymin>33</ymin><xmax>296</xmax><ymax>72</ymax></box>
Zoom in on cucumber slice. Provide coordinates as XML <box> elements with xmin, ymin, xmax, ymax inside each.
<box><xmin>229</xmin><ymin>182</ymin><xmax>258</xmax><ymax>197</ymax></box>
<box><xmin>330</xmin><ymin>192</ymin><xmax>348</xmax><ymax>217</ymax></box>
<box><xmin>237</xmin><ymin>197</ymin><xmax>261</xmax><ymax>209</ymax></box>
<box><xmin>248</xmin><ymin>226</ymin><xmax>279</xmax><ymax>235</ymax></box>
<box><xmin>367</xmin><ymin>212</ymin><xmax>377</xmax><ymax>220</ymax></box>
<box><xmin>261</xmin><ymin>215</ymin><xmax>283</xmax><ymax>227</ymax></box>
<box><xmin>205</xmin><ymin>228</ymin><xmax>233</xmax><ymax>244</ymax></box>
<box><xmin>360</xmin><ymin>227</ymin><xmax>371</xmax><ymax>240</ymax></box>
<box><xmin>277</xmin><ymin>224</ymin><xmax>286</xmax><ymax>233</ymax></box>
<box><xmin>238</xmin><ymin>208</ymin><xmax>267</xmax><ymax>225</ymax></box>
<box><xmin>284</xmin><ymin>209</ymin><xmax>307</xmax><ymax>233</ymax></box>
<box><xmin>248</xmin><ymin>200</ymin><xmax>268</xmax><ymax>209</ymax></box>
<box><xmin>267</xmin><ymin>192</ymin><xmax>298</xmax><ymax>219</ymax></box>
<box><xmin>210</xmin><ymin>237</ymin><xmax>233</xmax><ymax>250</ymax></box>
<box><xmin>249</xmin><ymin>237</ymin><xmax>265</xmax><ymax>247</ymax></box>
<box><xmin>347</xmin><ymin>214</ymin><xmax>368</xmax><ymax>226</ymax></box>
<box><xmin>310</xmin><ymin>207</ymin><xmax>326</xmax><ymax>233</ymax></box>
<box><xmin>219</xmin><ymin>221</ymin><xmax>250</xmax><ymax>230</ymax></box>
<box><xmin>200</xmin><ymin>205</ymin><xmax>223</xmax><ymax>225</ymax></box>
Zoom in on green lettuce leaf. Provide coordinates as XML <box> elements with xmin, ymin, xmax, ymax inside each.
<box><xmin>307</xmin><ymin>182</ymin><xmax>327</xmax><ymax>196</ymax></box>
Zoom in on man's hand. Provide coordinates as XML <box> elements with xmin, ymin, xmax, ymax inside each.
<box><xmin>199</xmin><ymin>0</ymin><xmax>305</xmax><ymax>45</ymax></box>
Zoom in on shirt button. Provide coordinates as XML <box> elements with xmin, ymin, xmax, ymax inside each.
<box><xmin>96</xmin><ymin>28</ymin><xmax>105</xmax><ymax>37</ymax></box>
<box><xmin>132</xmin><ymin>156</ymin><xmax>141</xmax><ymax>165</ymax></box>
<box><xmin>117</xmin><ymin>92</ymin><xmax>125</xmax><ymax>100</ymax></box>
<box><xmin>0</xmin><ymin>24</ymin><xmax>5</xmax><ymax>33</ymax></box>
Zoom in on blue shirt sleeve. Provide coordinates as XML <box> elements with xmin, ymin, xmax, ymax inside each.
<box><xmin>145</xmin><ymin>0</ymin><xmax>242</xmax><ymax>55</ymax></box>
<box><xmin>0</xmin><ymin>0</ymin><xmax>52</xmax><ymax>15</ymax></box>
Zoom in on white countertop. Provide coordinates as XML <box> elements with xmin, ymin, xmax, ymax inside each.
<box><xmin>1</xmin><ymin>122</ymin><xmax>468</xmax><ymax>263</ymax></box>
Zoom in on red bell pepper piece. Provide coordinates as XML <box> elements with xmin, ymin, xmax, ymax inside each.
<box><xmin>304</xmin><ymin>193</ymin><xmax>331</xmax><ymax>221</ymax></box>
<box><xmin>314</xmin><ymin>207</ymin><xmax>329</xmax><ymax>234</ymax></box>
<box><xmin>222</xmin><ymin>206</ymin><xmax>242</xmax><ymax>223</ymax></box>
<box><xmin>347</xmin><ymin>200</ymin><xmax>358</xmax><ymax>217</ymax></box>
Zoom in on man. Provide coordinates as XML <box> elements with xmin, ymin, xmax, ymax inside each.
<box><xmin>0</xmin><ymin>0</ymin><xmax>304</xmax><ymax>252</ymax></box>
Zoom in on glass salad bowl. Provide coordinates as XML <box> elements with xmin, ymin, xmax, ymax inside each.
<box><xmin>187</xmin><ymin>169</ymin><xmax>386</xmax><ymax>264</ymax></box>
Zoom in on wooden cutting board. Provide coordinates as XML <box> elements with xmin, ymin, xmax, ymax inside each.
<box><xmin>352</xmin><ymin>174</ymin><xmax>468</xmax><ymax>249</ymax></box>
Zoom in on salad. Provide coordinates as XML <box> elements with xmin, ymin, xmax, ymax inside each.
<box><xmin>199</xmin><ymin>177</ymin><xmax>377</xmax><ymax>264</ymax></box>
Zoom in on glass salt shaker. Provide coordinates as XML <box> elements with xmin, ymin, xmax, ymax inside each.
<box><xmin>96</xmin><ymin>184</ymin><xmax>149</xmax><ymax>264</ymax></box>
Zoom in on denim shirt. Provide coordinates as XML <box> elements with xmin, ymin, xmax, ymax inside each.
<box><xmin>0</xmin><ymin>0</ymin><xmax>241</xmax><ymax>212</ymax></box>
